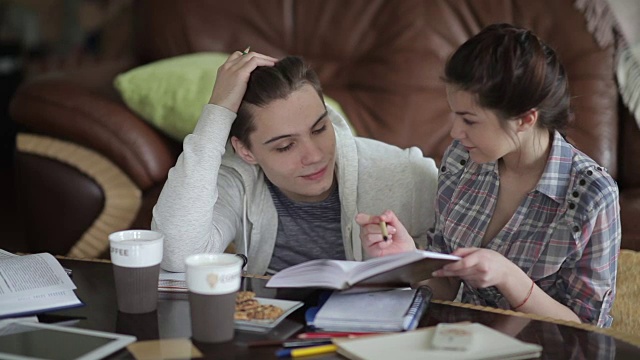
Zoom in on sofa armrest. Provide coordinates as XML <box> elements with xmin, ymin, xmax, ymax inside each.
<box><xmin>10</xmin><ymin>58</ymin><xmax>180</xmax><ymax>190</ymax></box>
<box><xmin>9</xmin><ymin>59</ymin><xmax>181</xmax><ymax>258</ymax></box>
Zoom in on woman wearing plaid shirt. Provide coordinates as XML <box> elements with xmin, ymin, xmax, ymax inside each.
<box><xmin>356</xmin><ymin>24</ymin><xmax>621</xmax><ymax>327</ymax></box>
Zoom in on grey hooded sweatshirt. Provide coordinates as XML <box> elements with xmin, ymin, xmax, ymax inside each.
<box><xmin>153</xmin><ymin>104</ymin><xmax>438</xmax><ymax>274</ymax></box>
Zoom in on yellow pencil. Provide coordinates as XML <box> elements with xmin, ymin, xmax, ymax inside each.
<box><xmin>379</xmin><ymin>221</ymin><xmax>389</xmax><ymax>241</ymax></box>
<box><xmin>276</xmin><ymin>344</ymin><xmax>338</xmax><ymax>358</ymax></box>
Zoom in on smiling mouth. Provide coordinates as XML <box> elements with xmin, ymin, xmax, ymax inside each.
<box><xmin>301</xmin><ymin>166</ymin><xmax>327</xmax><ymax>180</ymax></box>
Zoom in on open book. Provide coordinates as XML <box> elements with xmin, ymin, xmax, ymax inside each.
<box><xmin>266</xmin><ymin>250</ymin><xmax>460</xmax><ymax>290</ymax></box>
<box><xmin>0</xmin><ymin>250</ymin><xmax>83</xmax><ymax>319</ymax></box>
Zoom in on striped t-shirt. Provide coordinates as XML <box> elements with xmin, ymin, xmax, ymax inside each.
<box><xmin>266</xmin><ymin>180</ymin><xmax>344</xmax><ymax>274</ymax></box>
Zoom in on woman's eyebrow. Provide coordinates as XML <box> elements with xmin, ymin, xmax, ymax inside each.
<box><xmin>263</xmin><ymin>110</ymin><xmax>328</xmax><ymax>145</ymax></box>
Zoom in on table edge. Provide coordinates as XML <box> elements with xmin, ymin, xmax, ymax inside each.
<box><xmin>432</xmin><ymin>300</ymin><xmax>640</xmax><ymax>348</ymax></box>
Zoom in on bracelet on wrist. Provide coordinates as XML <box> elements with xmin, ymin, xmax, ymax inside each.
<box><xmin>513</xmin><ymin>279</ymin><xmax>535</xmax><ymax>310</ymax></box>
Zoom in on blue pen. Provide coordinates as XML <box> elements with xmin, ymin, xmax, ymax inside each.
<box><xmin>283</xmin><ymin>338</ymin><xmax>333</xmax><ymax>348</ymax></box>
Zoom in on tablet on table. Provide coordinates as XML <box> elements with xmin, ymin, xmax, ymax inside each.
<box><xmin>0</xmin><ymin>320</ymin><xmax>136</xmax><ymax>360</ymax></box>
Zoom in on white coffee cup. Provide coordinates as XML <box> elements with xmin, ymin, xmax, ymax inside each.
<box><xmin>185</xmin><ymin>253</ymin><xmax>242</xmax><ymax>343</ymax></box>
<box><xmin>109</xmin><ymin>230</ymin><xmax>163</xmax><ymax>314</ymax></box>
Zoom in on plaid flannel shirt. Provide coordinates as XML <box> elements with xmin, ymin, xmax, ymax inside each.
<box><xmin>427</xmin><ymin>131</ymin><xmax>621</xmax><ymax>327</ymax></box>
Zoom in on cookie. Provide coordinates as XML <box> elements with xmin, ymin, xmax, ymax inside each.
<box><xmin>236</xmin><ymin>291</ymin><xmax>256</xmax><ymax>303</ymax></box>
<box><xmin>235</xmin><ymin>298</ymin><xmax>260</xmax><ymax>312</ymax></box>
<box><xmin>249</xmin><ymin>304</ymin><xmax>284</xmax><ymax>320</ymax></box>
<box><xmin>234</xmin><ymin>311</ymin><xmax>252</xmax><ymax>321</ymax></box>
<box><xmin>233</xmin><ymin>292</ymin><xmax>284</xmax><ymax>321</ymax></box>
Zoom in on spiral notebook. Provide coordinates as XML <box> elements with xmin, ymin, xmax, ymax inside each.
<box><xmin>306</xmin><ymin>287</ymin><xmax>431</xmax><ymax>332</ymax></box>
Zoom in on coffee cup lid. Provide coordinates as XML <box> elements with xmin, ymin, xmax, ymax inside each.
<box><xmin>110</xmin><ymin>230</ymin><xmax>163</xmax><ymax>267</ymax></box>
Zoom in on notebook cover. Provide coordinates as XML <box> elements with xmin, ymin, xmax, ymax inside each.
<box><xmin>335</xmin><ymin>323</ymin><xmax>542</xmax><ymax>360</ymax></box>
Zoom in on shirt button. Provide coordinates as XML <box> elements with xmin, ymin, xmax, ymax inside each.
<box><xmin>573</xmin><ymin>225</ymin><xmax>580</xmax><ymax>232</ymax></box>
<box><xmin>569</xmin><ymin>202</ymin><xmax>576</xmax><ymax>210</ymax></box>
<box><xmin>460</xmin><ymin>159</ymin><xmax>466</xmax><ymax>165</ymax></box>
<box><xmin>587</xmin><ymin>170</ymin><xmax>593</xmax><ymax>176</ymax></box>
<box><xmin>441</xmin><ymin>166</ymin><xmax>447</xmax><ymax>172</ymax></box>
<box><xmin>579</xmin><ymin>179</ymin><xmax>586</xmax><ymax>186</ymax></box>
<box><xmin>572</xmin><ymin>191</ymin><xmax>579</xmax><ymax>198</ymax></box>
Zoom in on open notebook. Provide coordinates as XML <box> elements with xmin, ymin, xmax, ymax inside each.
<box><xmin>334</xmin><ymin>322</ymin><xmax>542</xmax><ymax>360</ymax></box>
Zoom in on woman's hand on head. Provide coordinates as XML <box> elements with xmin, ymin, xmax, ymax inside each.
<box><xmin>209</xmin><ymin>50</ymin><xmax>278</xmax><ymax>113</ymax></box>
<box><xmin>432</xmin><ymin>247</ymin><xmax>519</xmax><ymax>289</ymax></box>
<box><xmin>355</xmin><ymin>210</ymin><xmax>416</xmax><ymax>257</ymax></box>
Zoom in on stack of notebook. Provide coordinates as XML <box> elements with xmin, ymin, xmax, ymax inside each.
<box><xmin>306</xmin><ymin>287</ymin><xmax>432</xmax><ymax>332</ymax></box>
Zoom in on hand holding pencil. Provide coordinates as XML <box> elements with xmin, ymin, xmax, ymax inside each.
<box><xmin>355</xmin><ymin>210</ymin><xmax>417</xmax><ymax>257</ymax></box>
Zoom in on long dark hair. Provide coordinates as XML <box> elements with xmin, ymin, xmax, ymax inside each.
<box><xmin>444</xmin><ymin>23</ymin><xmax>572</xmax><ymax>131</ymax></box>
<box><xmin>230</xmin><ymin>56</ymin><xmax>324</xmax><ymax>148</ymax></box>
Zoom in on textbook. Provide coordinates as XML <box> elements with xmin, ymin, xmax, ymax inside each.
<box><xmin>0</xmin><ymin>250</ymin><xmax>84</xmax><ymax>319</ymax></box>
<box><xmin>306</xmin><ymin>287</ymin><xmax>432</xmax><ymax>332</ymax></box>
<box><xmin>266</xmin><ymin>250</ymin><xmax>460</xmax><ymax>290</ymax></box>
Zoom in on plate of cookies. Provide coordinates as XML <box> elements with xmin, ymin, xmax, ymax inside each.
<box><xmin>234</xmin><ymin>291</ymin><xmax>304</xmax><ymax>332</ymax></box>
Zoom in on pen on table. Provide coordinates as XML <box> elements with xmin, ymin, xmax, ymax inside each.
<box><xmin>276</xmin><ymin>344</ymin><xmax>338</xmax><ymax>358</ymax></box>
<box><xmin>379</xmin><ymin>221</ymin><xmax>389</xmax><ymax>241</ymax></box>
<box><xmin>297</xmin><ymin>331</ymin><xmax>378</xmax><ymax>339</ymax></box>
<box><xmin>248</xmin><ymin>338</ymin><xmax>333</xmax><ymax>348</ymax></box>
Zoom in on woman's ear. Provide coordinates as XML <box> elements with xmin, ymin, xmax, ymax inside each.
<box><xmin>231</xmin><ymin>136</ymin><xmax>258</xmax><ymax>165</ymax></box>
<box><xmin>516</xmin><ymin>109</ymin><xmax>539</xmax><ymax>132</ymax></box>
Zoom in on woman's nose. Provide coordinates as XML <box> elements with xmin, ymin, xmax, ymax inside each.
<box><xmin>449</xmin><ymin>118</ymin><xmax>465</xmax><ymax>140</ymax></box>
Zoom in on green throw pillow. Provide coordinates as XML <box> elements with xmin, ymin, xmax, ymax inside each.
<box><xmin>114</xmin><ymin>52</ymin><xmax>353</xmax><ymax>141</ymax></box>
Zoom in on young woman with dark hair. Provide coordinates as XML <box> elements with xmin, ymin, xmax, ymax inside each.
<box><xmin>357</xmin><ymin>24</ymin><xmax>621</xmax><ymax>327</ymax></box>
<box><xmin>153</xmin><ymin>51</ymin><xmax>439</xmax><ymax>276</ymax></box>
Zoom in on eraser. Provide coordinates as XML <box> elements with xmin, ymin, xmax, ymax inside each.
<box><xmin>431</xmin><ymin>323</ymin><xmax>473</xmax><ymax>351</ymax></box>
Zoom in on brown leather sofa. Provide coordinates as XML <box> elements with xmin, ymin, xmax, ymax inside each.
<box><xmin>9</xmin><ymin>0</ymin><xmax>640</xmax><ymax>258</ymax></box>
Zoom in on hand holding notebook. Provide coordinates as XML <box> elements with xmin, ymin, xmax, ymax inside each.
<box><xmin>266</xmin><ymin>250</ymin><xmax>460</xmax><ymax>290</ymax></box>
